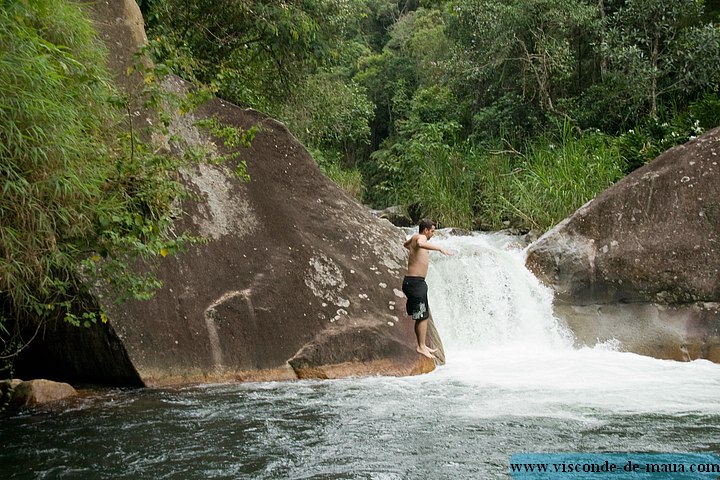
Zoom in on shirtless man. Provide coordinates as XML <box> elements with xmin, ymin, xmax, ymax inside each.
<box><xmin>402</xmin><ymin>219</ymin><xmax>451</xmax><ymax>359</ymax></box>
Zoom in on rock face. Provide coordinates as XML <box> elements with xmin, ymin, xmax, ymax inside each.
<box><xmin>526</xmin><ymin>128</ymin><xmax>720</xmax><ymax>362</ymax></box>
<box><xmin>98</xmin><ymin>91</ymin><xmax>438</xmax><ymax>385</ymax></box>
<box><xmin>13</xmin><ymin>0</ymin><xmax>440</xmax><ymax>386</ymax></box>
<box><xmin>87</xmin><ymin>0</ymin><xmax>148</xmax><ymax>95</ymax></box>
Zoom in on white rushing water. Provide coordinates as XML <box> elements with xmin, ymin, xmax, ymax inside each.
<box><xmin>422</xmin><ymin>230</ymin><xmax>720</xmax><ymax>417</ymax></box>
<box><xmin>4</xmin><ymin>230</ymin><xmax>720</xmax><ymax>480</ymax></box>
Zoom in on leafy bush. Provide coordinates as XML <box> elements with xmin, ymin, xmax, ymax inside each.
<box><xmin>615</xmin><ymin>91</ymin><xmax>716</xmax><ymax>173</ymax></box>
<box><xmin>2</xmin><ymin>0</ymin><xmax>114</xmax><ymax>327</ymax></box>
<box><xmin>308</xmin><ymin>148</ymin><xmax>365</xmax><ymax>200</ymax></box>
<box><xmin>0</xmin><ymin>0</ymin><xmax>197</xmax><ymax>371</ymax></box>
<box><xmin>279</xmin><ymin>72</ymin><xmax>374</xmax><ymax>163</ymax></box>
<box><xmin>471</xmin><ymin>93</ymin><xmax>543</xmax><ymax>145</ymax></box>
<box><xmin>397</xmin><ymin>138</ymin><xmax>479</xmax><ymax>229</ymax></box>
<box><xmin>473</xmin><ymin>150</ymin><xmax>517</xmax><ymax>230</ymax></box>
<box><xmin>688</xmin><ymin>90</ymin><xmax>720</xmax><ymax>130</ymax></box>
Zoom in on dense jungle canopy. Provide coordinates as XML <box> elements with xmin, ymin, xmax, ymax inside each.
<box><xmin>1</xmin><ymin>0</ymin><xmax>719</xmax><ymax>370</ymax></box>
<box><xmin>138</xmin><ymin>0</ymin><xmax>720</xmax><ymax>229</ymax></box>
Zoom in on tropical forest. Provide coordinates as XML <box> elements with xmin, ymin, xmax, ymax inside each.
<box><xmin>138</xmin><ymin>0</ymin><xmax>720</xmax><ymax>230</ymax></box>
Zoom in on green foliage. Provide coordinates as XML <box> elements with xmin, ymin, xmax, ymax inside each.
<box><xmin>615</xmin><ymin>91</ymin><xmax>716</xmax><ymax>172</ymax></box>
<box><xmin>274</xmin><ymin>70</ymin><xmax>373</xmax><ymax>198</ymax></box>
<box><xmin>496</xmin><ymin>122</ymin><xmax>626</xmax><ymax>231</ymax></box>
<box><xmin>370</xmin><ymin>118</ymin><xmax>627</xmax><ymax>232</ymax></box>
<box><xmin>309</xmin><ymin>148</ymin><xmax>365</xmax><ymax>200</ymax></box>
<box><xmin>0</xmin><ymin>0</ymin><xmax>252</xmax><ymax>371</ymax></box>
<box><xmin>355</xmin><ymin>7</ymin><xmax>450</xmax><ymax>145</ymax></box>
<box><xmin>140</xmin><ymin>0</ymin><xmax>720</xmax><ymax>234</ymax></box>
<box><xmin>471</xmin><ymin>93</ymin><xmax>543</xmax><ymax>144</ymax></box>
<box><xmin>1</xmin><ymin>0</ymin><xmax>121</xmax><ymax>328</ymax></box>
<box><xmin>193</xmin><ymin>117</ymin><xmax>257</xmax><ymax>180</ymax></box>
<box><xmin>599</xmin><ymin>0</ymin><xmax>719</xmax><ymax>122</ymax></box>
<box><xmin>445</xmin><ymin>0</ymin><xmax>597</xmax><ymax>136</ymax></box>
<box><xmin>396</xmin><ymin>137</ymin><xmax>479</xmax><ymax>229</ymax></box>
<box><xmin>689</xmin><ymin>89</ymin><xmax>720</xmax><ymax>129</ymax></box>
<box><xmin>279</xmin><ymin>72</ymin><xmax>373</xmax><ymax>160</ymax></box>
<box><xmin>141</xmin><ymin>0</ymin><xmax>348</xmax><ymax>111</ymax></box>
<box><xmin>472</xmin><ymin>152</ymin><xmax>517</xmax><ymax>230</ymax></box>
<box><xmin>367</xmin><ymin>85</ymin><xmax>478</xmax><ymax>227</ymax></box>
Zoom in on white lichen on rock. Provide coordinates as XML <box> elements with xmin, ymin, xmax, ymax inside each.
<box><xmin>305</xmin><ymin>253</ymin><xmax>350</xmax><ymax>308</ymax></box>
<box><xmin>186</xmin><ymin>163</ymin><xmax>259</xmax><ymax>240</ymax></box>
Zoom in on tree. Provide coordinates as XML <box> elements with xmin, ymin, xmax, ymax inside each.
<box><xmin>445</xmin><ymin>0</ymin><xmax>597</xmax><ymax>133</ymax></box>
<box><xmin>355</xmin><ymin>7</ymin><xmax>450</xmax><ymax>148</ymax></box>
<box><xmin>140</xmin><ymin>0</ymin><xmax>345</xmax><ymax>111</ymax></box>
<box><xmin>600</xmin><ymin>0</ymin><xmax>720</xmax><ymax>119</ymax></box>
<box><xmin>279</xmin><ymin>72</ymin><xmax>374</xmax><ymax>165</ymax></box>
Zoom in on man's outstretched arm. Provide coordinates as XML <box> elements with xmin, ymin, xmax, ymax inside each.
<box><xmin>417</xmin><ymin>236</ymin><xmax>451</xmax><ymax>255</ymax></box>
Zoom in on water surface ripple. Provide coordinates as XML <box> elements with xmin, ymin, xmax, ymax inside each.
<box><xmin>3</xmin><ymin>232</ymin><xmax>719</xmax><ymax>479</ymax></box>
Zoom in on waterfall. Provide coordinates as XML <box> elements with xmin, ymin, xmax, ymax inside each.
<box><xmin>418</xmin><ymin>231</ymin><xmax>720</xmax><ymax>417</ymax></box>
<box><xmin>425</xmin><ymin>231</ymin><xmax>573</xmax><ymax>353</ymax></box>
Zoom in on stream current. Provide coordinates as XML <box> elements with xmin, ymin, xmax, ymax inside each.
<box><xmin>3</xmin><ymin>231</ymin><xmax>720</xmax><ymax>479</ymax></box>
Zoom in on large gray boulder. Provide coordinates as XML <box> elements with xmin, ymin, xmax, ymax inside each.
<box><xmin>97</xmin><ymin>89</ymin><xmax>438</xmax><ymax>385</ymax></box>
<box><xmin>13</xmin><ymin>0</ymin><xmax>440</xmax><ymax>386</ymax></box>
<box><xmin>526</xmin><ymin>127</ymin><xmax>720</xmax><ymax>362</ymax></box>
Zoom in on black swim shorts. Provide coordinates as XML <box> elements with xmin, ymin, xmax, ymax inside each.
<box><xmin>402</xmin><ymin>276</ymin><xmax>429</xmax><ymax>321</ymax></box>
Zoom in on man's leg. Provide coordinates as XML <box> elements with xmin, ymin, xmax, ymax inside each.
<box><xmin>414</xmin><ymin>319</ymin><xmax>434</xmax><ymax>358</ymax></box>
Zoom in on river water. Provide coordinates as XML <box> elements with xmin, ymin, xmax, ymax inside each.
<box><xmin>3</xmin><ymin>232</ymin><xmax>720</xmax><ymax>479</ymax></box>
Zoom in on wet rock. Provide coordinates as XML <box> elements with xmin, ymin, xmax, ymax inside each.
<box><xmin>8</xmin><ymin>379</ymin><xmax>77</xmax><ymax>408</ymax></box>
<box><xmin>288</xmin><ymin>318</ymin><xmax>437</xmax><ymax>379</ymax></box>
<box><xmin>527</xmin><ymin>127</ymin><xmax>720</xmax><ymax>361</ymax></box>
<box><xmin>371</xmin><ymin>205</ymin><xmax>414</xmax><ymax>227</ymax></box>
<box><xmin>445</xmin><ymin>228</ymin><xmax>473</xmax><ymax>236</ymax></box>
<box><xmin>0</xmin><ymin>379</ymin><xmax>23</xmax><ymax>410</ymax></box>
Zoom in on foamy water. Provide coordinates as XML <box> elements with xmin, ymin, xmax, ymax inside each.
<box><xmin>426</xmin><ymin>231</ymin><xmax>720</xmax><ymax>417</ymax></box>
<box><xmin>3</xmin><ymin>231</ymin><xmax>719</xmax><ymax>479</ymax></box>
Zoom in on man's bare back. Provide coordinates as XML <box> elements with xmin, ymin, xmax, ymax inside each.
<box><xmin>403</xmin><ymin>227</ymin><xmax>450</xmax><ymax>277</ymax></box>
<box><xmin>405</xmin><ymin>233</ymin><xmax>432</xmax><ymax>277</ymax></box>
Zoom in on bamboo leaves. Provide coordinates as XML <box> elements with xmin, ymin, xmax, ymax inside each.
<box><xmin>0</xmin><ymin>0</ymin><xmax>202</xmax><ymax>371</ymax></box>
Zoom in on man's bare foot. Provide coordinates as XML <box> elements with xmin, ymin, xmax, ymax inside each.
<box><xmin>416</xmin><ymin>346</ymin><xmax>435</xmax><ymax>359</ymax></box>
<box><xmin>425</xmin><ymin>346</ymin><xmax>438</xmax><ymax>353</ymax></box>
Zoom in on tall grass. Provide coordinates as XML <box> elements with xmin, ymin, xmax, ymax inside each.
<box><xmin>368</xmin><ymin>120</ymin><xmax>625</xmax><ymax>232</ymax></box>
<box><xmin>400</xmin><ymin>146</ymin><xmax>478</xmax><ymax>228</ymax></box>
<box><xmin>362</xmin><ymin>121</ymin><xmax>625</xmax><ymax>233</ymax></box>
<box><xmin>386</xmin><ymin>121</ymin><xmax>480</xmax><ymax>229</ymax></box>
<box><xmin>497</xmin><ymin>122</ymin><xmax>626</xmax><ymax>231</ymax></box>
<box><xmin>1</xmin><ymin>0</ymin><xmax>114</xmax><ymax>319</ymax></box>
<box><xmin>474</xmin><ymin>151</ymin><xmax>516</xmax><ymax>229</ymax></box>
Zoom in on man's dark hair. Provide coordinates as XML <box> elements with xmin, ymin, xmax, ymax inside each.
<box><xmin>418</xmin><ymin>218</ymin><xmax>436</xmax><ymax>233</ymax></box>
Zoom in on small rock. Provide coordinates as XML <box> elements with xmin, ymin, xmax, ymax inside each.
<box><xmin>0</xmin><ymin>379</ymin><xmax>23</xmax><ymax>410</ymax></box>
<box><xmin>8</xmin><ymin>379</ymin><xmax>77</xmax><ymax>408</ymax></box>
<box><xmin>370</xmin><ymin>205</ymin><xmax>413</xmax><ymax>227</ymax></box>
